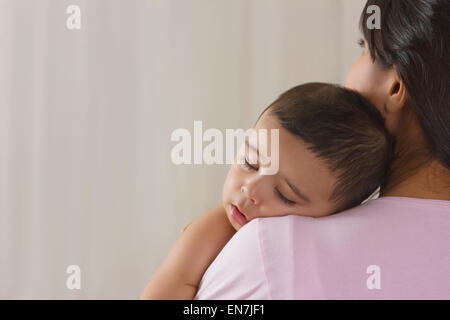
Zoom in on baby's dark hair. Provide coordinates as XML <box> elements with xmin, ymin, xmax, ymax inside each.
<box><xmin>260</xmin><ymin>82</ymin><xmax>395</xmax><ymax>213</ymax></box>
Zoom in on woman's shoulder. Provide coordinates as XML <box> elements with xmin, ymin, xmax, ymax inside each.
<box><xmin>255</xmin><ymin>197</ymin><xmax>450</xmax><ymax>298</ymax></box>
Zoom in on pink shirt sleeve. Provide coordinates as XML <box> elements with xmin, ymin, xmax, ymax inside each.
<box><xmin>195</xmin><ymin>197</ymin><xmax>450</xmax><ymax>300</ymax></box>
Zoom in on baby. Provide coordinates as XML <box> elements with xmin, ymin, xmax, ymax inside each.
<box><xmin>140</xmin><ymin>82</ymin><xmax>394</xmax><ymax>299</ymax></box>
<box><xmin>223</xmin><ymin>82</ymin><xmax>394</xmax><ymax>231</ymax></box>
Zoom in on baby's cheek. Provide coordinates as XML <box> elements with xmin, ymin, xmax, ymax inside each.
<box><xmin>222</xmin><ymin>166</ymin><xmax>238</xmax><ymax>201</ymax></box>
<box><xmin>257</xmin><ymin>203</ymin><xmax>288</xmax><ymax>219</ymax></box>
<box><xmin>221</xmin><ymin>179</ymin><xmax>230</xmax><ymax>203</ymax></box>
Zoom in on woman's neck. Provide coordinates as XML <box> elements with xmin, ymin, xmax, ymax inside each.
<box><xmin>381</xmin><ymin>159</ymin><xmax>450</xmax><ymax>200</ymax></box>
<box><xmin>381</xmin><ymin>106</ymin><xmax>450</xmax><ymax>201</ymax></box>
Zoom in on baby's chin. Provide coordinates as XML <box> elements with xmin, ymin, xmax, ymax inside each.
<box><xmin>229</xmin><ymin>218</ymin><xmax>241</xmax><ymax>232</ymax></box>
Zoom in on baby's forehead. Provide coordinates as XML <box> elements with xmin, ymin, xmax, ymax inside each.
<box><xmin>248</xmin><ymin>125</ymin><xmax>326</xmax><ymax>173</ymax></box>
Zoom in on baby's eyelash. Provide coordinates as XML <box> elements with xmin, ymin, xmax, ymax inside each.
<box><xmin>357</xmin><ymin>38</ymin><xmax>365</xmax><ymax>48</ymax></box>
<box><xmin>243</xmin><ymin>157</ymin><xmax>258</xmax><ymax>170</ymax></box>
<box><xmin>275</xmin><ymin>188</ymin><xmax>296</xmax><ymax>206</ymax></box>
<box><xmin>242</xmin><ymin>155</ymin><xmax>295</xmax><ymax>206</ymax></box>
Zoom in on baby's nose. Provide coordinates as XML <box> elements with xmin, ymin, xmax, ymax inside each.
<box><xmin>240</xmin><ymin>184</ymin><xmax>261</xmax><ymax>206</ymax></box>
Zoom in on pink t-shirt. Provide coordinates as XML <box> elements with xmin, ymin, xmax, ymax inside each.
<box><xmin>194</xmin><ymin>196</ymin><xmax>450</xmax><ymax>299</ymax></box>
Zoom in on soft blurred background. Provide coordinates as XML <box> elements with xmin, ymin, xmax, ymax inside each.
<box><xmin>0</xmin><ymin>0</ymin><xmax>365</xmax><ymax>299</ymax></box>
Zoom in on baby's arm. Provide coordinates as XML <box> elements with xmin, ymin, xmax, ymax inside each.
<box><xmin>139</xmin><ymin>203</ymin><xmax>235</xmax><ymax>299</ymax></box>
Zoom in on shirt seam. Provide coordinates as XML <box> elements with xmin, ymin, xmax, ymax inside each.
<box><xmin>257</xmin><ymin>218</ymin><xmax>272</xmax><ymax>300</ymax></box>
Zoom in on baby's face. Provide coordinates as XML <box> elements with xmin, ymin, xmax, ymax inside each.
<box><xmin>222</xmin><ymin>112</ymin><xmax>338</xmax><ymax>231</ymax></box>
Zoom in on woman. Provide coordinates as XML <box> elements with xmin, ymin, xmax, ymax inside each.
<box><xmin>142</xmin><ymin>0</ymin><xmax>450</xmax><ymax>299</ymax></box>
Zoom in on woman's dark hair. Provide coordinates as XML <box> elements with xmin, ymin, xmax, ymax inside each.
<box><xmin>360</xmin><ymin>0</ymin><xmax>450</xmax><ymax>169</ymax></box>
<box><xmin>261</xmin><ymin>82</ymin><xmax>395</xmax><ymax>213</ymax></box>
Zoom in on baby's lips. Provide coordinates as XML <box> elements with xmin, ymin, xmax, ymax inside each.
<box><xmin>231</xmin><ymin>205</ymin><xmax>248</xmax><ymax>226</ymax></box>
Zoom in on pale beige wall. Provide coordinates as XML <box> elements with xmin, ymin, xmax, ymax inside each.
<box><xmin>0</xmin><ymin>0</ymin><xmax>366</xmax><ymax>299</ymax></box>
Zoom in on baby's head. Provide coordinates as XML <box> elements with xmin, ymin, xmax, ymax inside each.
<box><xmin>222</xmin><ymin>82</ymin><xmax>395</xmax><ymax>231</ymax></box>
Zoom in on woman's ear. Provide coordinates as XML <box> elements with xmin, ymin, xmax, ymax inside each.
<box><xmin>385</xmin><ymin>68</ymin><xmax>407</xmax><ymax>114</ymax></box>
